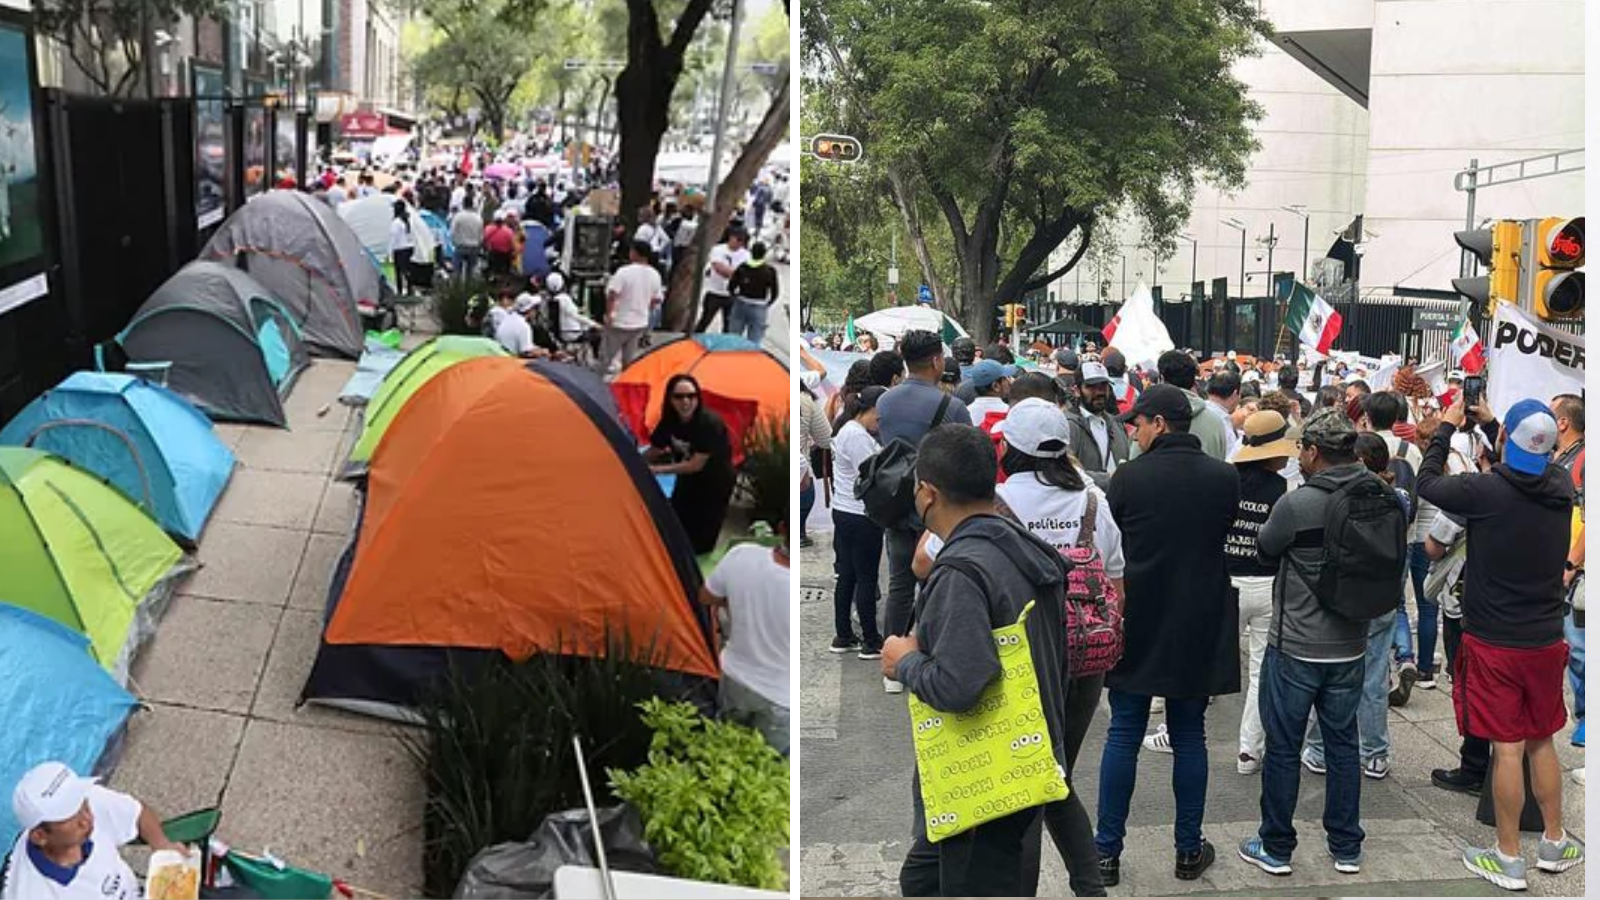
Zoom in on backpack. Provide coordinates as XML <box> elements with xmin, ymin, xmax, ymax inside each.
<box><xmin>855</xmin><ymin>393</ymin><xmax>952</xmax><ymax>529</ymax></box>
<box><xmin>1386</xmin><ymin>457</ymin><xmax>1418</xmax><ymax>525</ymax></box>
<box><xmin>1290</xmin><ymin>471</ymin><xmax>1409</xmax><ymax>621</ymax></box>
<box><xmin>1061</xmin><ymin>492</ymin><xmax>1123</xmax><ymax>676</ymax></box>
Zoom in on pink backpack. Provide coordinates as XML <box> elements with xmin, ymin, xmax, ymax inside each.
<box><xmin>1063</xmin><ymin>492</ymin><xmax>1124</xmax><ymax>676</ymax></box>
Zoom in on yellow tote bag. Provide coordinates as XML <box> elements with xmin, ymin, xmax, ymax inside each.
<box><xmin>908</xmin><ymin>600</ymin><xmax>1069</xmax><ymax>842</ymax></box>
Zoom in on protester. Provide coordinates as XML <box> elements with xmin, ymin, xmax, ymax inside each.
<box><xmin>449</xmin><ymin>193</ymin><xmax>484</xmax><ymax>282</ymax></box>
<box><xmin>542</xmin><ymin>272</ymin><xmax>600</xmax><ymax>351</ymax></box>
<box><xmin>726</xmin><ymin>241</ymin><xmax>781</xmax><ymax>344</ymax></box>
<box><xmin>882</xmin><ymin>424</ymin><xmax>1069</xmax><ymax>896</ymax></box>
<box><xmin>646</xmin><ymin>374</ymin><xmax>736</xmax><ymax>555</ymax></box>
<box><xmin>484</xmin><ymin>209</ymin><xmax>517</xmax><ymax>277</ymax></box>
<box><xmin>829</xmin><ymin>386</ymin><xmax>887</xmax><ymax>658</ymax></box>
<box><xmin>3</xmin><ymin>761</ymin><xmax>189</xmax><ymax>900</ymax></box>
<box><xmin>938</xmin><ymin>358</ymin><xmax>962</xmax><ymax>393</ymax></box>
<box><xmin>1551</xmin><ymin>393</ymin><xmax>1585</xmax><ymax>748</ymax></box>
<box><xmin>1102</xmin><ymin>349</ymin><xmax>1139</xmax><ymax>415</ymax></box>
<box><xmin>701</xmin><ymin>518</ymin><xmax>791</xmax><ymax>755</ymax></box>
<box><xmin>389</xmin><ymin>200</ymin><xmax>416</xmax><ymax>295</ymax></box>
<box><xmin>595</xmin><ymin>240</ymin><xmax>661</xmax><ymax>375</ymax></box>
<box><xmin>874</xmin><ymin>330</ymin><xmax>971</xmax><ymax>692</ymax></box>
<box><xmin>1206</xmin><ymin>370</ymin><xmax>1244</xmax><ymax>459</ymax></box>
<box><xmin>1224</xmin><ymin>409</ymin><xmax>1296</xmax><ymax>776</ymax></box>
<box><xmin>1154</xmin><ymin>350</ymin><xmax>1228</xmax><ymax>461</ymax></box>
<box><xmin>1417</xmin><ymin>398</ymin><xmax>1582</xmax><ymax>889</ymax></box>
<box><xmin>494</xmin><ymin>293</ymin><xmax>541</xmax><ymax>358</ymax></box>
<box><xmin>1097</xmin><ymin>383</ymin><xmax>1239</xmax><ymax>885</ymax></box>
<box><xmin>966</xmin><ymin>359</ymin><xmax>1015</xmax><ymax>433</ymax></box>
<box><xmin>696</xmin><ymin>229</ymin><xmax>749</xmax><ymax>332</ymax></box>
<box><xmin>798</xmin><ymin>371</ymin><xmax>833</xmax><ymax>549</ymax></box>
<box><xmin>1067</xmin><ymin>361</ymin><xmax>1131</xmax><ymax>490</ymax></box>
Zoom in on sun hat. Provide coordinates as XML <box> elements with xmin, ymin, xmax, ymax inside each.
<box><xmin>1232</xmin><ymin>410</ymin><xmax>1298</xmax><ymax>464</ymax></box>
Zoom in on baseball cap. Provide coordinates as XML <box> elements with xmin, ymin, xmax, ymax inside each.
<box><xmin>940</xmin><ymin>357</ymin><xmax>962</xmax><ymax>384</ymax></box>
<box><xmin>13</xmin><ymin>762</ymin><xmax>95</xmax><ymax>833</ymax></box>
<box><xmin>513</xmin><ymin>294</ymin><xmax>539</xmax><ymax>314</ymax></box>
<box><xmin>994</xmin><ymin>398</ymin><xmax>1070</xmax><ymax>458</ymax></box>
<box><xmin>493</xmin><ymin>209</ymin><xmax>507</xmax><ymax>221</ymax></box>
<box><xmin>545</xmin><ymin>272</ymin><xmax>565</xmax><ymax>292</ymax></box>
<box><xmin>1447</xmin><ymin>370</ymin><xmax>1465</xmax><ymax>383</ymax></box>
<box><xmin>1079</xmin><ymin>361</ymin><xmax>1111</xmax><ymax>386</ymax></box>
<box><xmin>857</xmin><ymin>385</ymin><xmax>889</xmax><ymax>410</ymax></box>
<box><xmin>1301</xmin><ymin>407</ymin><xmax>1358</xmax><ymax>451</ymax></box>
<box><xmin>1054</xmin><ymin>349</ymin><xmax>1080</xmax><ymax>371</ymax></box>
<box><xmin>1117</xmin><ymin>383</ymin><xmax>1192</xmax><ymax>424</ymax></box>
<box><xmin>968</xmin><ymin>359</ymin><xmax>1017</xmax><ymax>390</ymax></box>
<box><xmin>1502</xmin><ymin>399</ymin><xmax>1559</xmax><ymax>476</ymax></box>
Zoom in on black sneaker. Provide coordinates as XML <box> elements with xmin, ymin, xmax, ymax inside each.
<box><xmin>1389</xmin><ymin>662</ymin><xmax>1418</xmax><ymax>707</ymax></box>
<box><xmin>829</xmin><ymin>636</ymin><xmax>861</xmax><ymax>653</ymax></box>
<box><xmin>858</xmin><ymin>644</ymin><xmax>883</xmax><ymax>660</ymax></box>
<box><xmin>1431</xmin><ymin>767</ymin><xmax>1484</xmax><ymax>795</ymax></box>
<box><xmin>1097</xmin><ymin>854</ymin><xmax>1119</xmax><ymax>887</ymax></box>
<box><xmin>800</xmin><ymin>534</ymin><xmax>815</xmax><ymax>548</ymax></box>
<box><xmin>1176</xmin><ymin>839</ymin><xmax>1216</xmax><ymax>880</ymax></box>
<box><xmin>1415</xmin><ymin>669</ymin><xmax>1437</xmax><ymax>689</ymax></box>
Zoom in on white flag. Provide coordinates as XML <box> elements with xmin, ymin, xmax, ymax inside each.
<box><xmin>1101</xmin><ymin>282</ymin><xmax>1173</xmax><ymax>369</ymax></box>
<box><xmin>1486</xmin><ymin>303</ymin><xmax>1585</xmax><ymax>420</ymax></box>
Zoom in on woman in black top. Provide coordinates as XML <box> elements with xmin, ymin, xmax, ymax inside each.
<box><xmin>647</xmin><ymin>374</ymin><xmax>736</xmax><ymax>555</ymax></box>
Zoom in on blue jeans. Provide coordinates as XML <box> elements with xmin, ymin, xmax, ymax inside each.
<box><xmin>1095</xmin><ymin>690</ymin><xmax>1208</xmax><ymax>857</ymax></box>
<box><xmin>727</xmin><ymin>299</ymin><xmax>771</xmax><ymax>345</ymax></box>
<box><xmin>800</xmin><ymin>480</ymin><xmax>816</xmax><ymax>535</ymax></box>
<box><xmin>1304</xmin><ymin>612</ymin><xmax>1393</xmax><ymax>765</ymax></box>
<box><xmin>1258</xmin><ymin>646</ymin><xmax>1365</xmax><ymax>861</ymax></box>
<box><xmin>1393</xmin><ymin>542</ymin><xmax>1439</xmax><ymax>672</ymax></box>
<box><xmin>1567</xmin><ymin>608</ymin><xmax>1585</xmax><ymax>721</ymax></box>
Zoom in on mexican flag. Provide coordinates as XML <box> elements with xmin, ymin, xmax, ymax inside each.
<box><xmin>1450</xmin><ymin>319</ymin><xmax>1486</xmax><ymax>374</ymax></box>
<box><xmin>1280</xmin><ymin>280</ymin><xmax>1343</xmax><ymax>354</ymax></box>
<box><xmin>844</xmin><ymin>314</ymin><xmax>856</xmax><ymax>344</ymax></box>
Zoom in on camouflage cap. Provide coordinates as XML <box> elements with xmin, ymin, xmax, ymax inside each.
<box><xmin>1301</xmin><ymin>407</ymin><xmax>1358</xmax><ymax>450</ymax></box>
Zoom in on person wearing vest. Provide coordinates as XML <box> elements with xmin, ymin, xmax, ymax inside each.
<box><xmin>1067</xmin><ymin>361</ymin><xmax>1131</xmax><ymax>491</ymax></box>
<box><xmin>1551</xmin><ymin>393</ymin><xmax>1584</xmax><ymax>751</ymax></box>
<box><xmin>1224</xmin><ymin>410</ymin><xmax>1295</xmax><ymax>778</ymax></box>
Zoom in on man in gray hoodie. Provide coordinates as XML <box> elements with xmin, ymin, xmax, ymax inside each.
<box><xmin>883</xmin><ymin>423</ymin><xmax>1072</xmax><ymax>897</ymax></box>
<box><xmin>1238</xmin><ymin>408</ymin><xmax>1372</xmax><ymax>878</ymax></box>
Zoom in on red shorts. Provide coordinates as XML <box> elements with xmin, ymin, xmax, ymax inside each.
<box><xmin>1452</xmin><ymin>633</ymin><xmax>1569</xmax><ymax>743</ymax></box>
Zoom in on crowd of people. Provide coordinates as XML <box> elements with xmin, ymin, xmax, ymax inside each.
<box><xmin>802</xmin><ymin>328</ymin><xmax>1584</xmax><ymax>895</ymax></box>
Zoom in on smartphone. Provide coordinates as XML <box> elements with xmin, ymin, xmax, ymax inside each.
<box><xmin>1463</xmin><ymin>374</ymin><xmax>1485</xmax><ymax>409</ymax></box>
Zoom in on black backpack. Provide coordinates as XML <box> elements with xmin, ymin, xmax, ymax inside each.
<box><xmin>1291</xmin><ymin>471</ymin><xmax>1409</xmax><ymax>621</ymax></box>
<box><xmin>854</xmin><ymin>393</ymin><xmax>952</xmax><ymax>529</ymax></box>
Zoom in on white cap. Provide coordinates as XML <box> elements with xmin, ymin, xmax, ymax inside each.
<box><xmin>544</xmin><ymin>272</ymin><xmax>564</xmax><ymax>293</ymax></box>
<box><xmin>1447</xmin><ymin>370</ymin><xmax>1464</xmax><ymax>382</ymax></box>
<box><xmin>13</xmin><ymin>762</ymin><xmax>95</xmax><ymax>833</ymax></box>
<box><xmin>993</xmin><ymin>397</ymin><xmax>1071</xmax><ymax>458</ymax></box>
<box><xmin>513</xmin><ymin>294</ymin><xmax>540</xmax><ymax>314</ymax></box>
<box><xmin>1079</xmin><ymin>361</ymin><xmax>1111</xmax><ymax>385</ymax></box>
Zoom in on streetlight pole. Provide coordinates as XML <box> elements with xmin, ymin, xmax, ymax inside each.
<box><xmin>1178</xmin><ymin>233</ymin><xmax>1197</xmax><ymax>289</ymax></box>
<box><xmin>1221</xmin><ymin>218</ymin><xmax>1246</xmax><ymax>300</ymax></box>
<box><xmin>686</xmin><ymin>0</ymin><xmax>745</xmax><ymax>330</ymax></box>
<box><xmin>1281</xmin><ymin>205</ymin><xmax>1310</xmax><ymax>282</ymax></box>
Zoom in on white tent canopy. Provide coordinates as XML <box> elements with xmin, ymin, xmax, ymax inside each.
<box><xmin>338</xmin><ymin>194</ymin><xmax>436</xmax><ymax>265</ymax></box>
<box><xmin>853</xmin><ymin>306</ymin><xmax>968</xmax><ymax>345</ymax></box>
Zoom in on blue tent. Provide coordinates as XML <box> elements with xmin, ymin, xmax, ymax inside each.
<box><xmin>0</xmin><ymin>372</ymin><xmax>235</xmax><ymax>543</ymax></box>
<box><xmin>418</xmin><ymin>209</ymin><xmax>455</xmax><ymax>264</ymax></box>
<box><xmin>0</xmin><ymin>602</ymin><xmax>137</xmax><ymax>847</ymax></box>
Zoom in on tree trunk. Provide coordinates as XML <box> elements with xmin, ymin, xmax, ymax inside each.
<box><xmin>662</xmin><ymin>85</ymin><xmax>789</xmax><ymax>331</ymax></box>
<box><xmin>615</xmin><ymin>58</ymin><xmax>669</xmax><ymax>230</ymax></box>
<box><xmin>885</xmin><ymin>165</ymin><xmax>947</xmax><ymax>314</ymax></box>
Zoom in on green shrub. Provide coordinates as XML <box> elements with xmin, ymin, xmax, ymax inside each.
<box><xmin>608</xmin><ymin>699</ymin><xmax>789</xmax><ymax>891</ymax></box>
<box><xmin>399</xmin><ymin>635</ymin><xmax>697</xmax><ymax>897</ymax></box>
<box><xmin>739</xmin><ymin>414</ymin><xmax>790</xmax><ymax>531</ymax></box>
<box><xmin>431</xmin><ymin>277</ymin><xmax>492</xmax><ymax>336</ymax></box>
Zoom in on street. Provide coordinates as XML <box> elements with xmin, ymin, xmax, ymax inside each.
<box><xmin>797</xmin><ymin>520</ymin><xmax>1586</xmax><ymax>897</ymax></box>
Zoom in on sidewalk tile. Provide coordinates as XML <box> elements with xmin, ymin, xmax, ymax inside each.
<box><xmin>131</xmin><ymin>595</ymin><xmax>280</xmax><ymax>714</ymax></box>
<box><xmin>212</xmin><ymin>469</ymin><xmax>326</xmax><ymax>530</ymax></box>
<box><xmin>289</xmin><ymin>533</ymin><xmax>346</xmax><ymax>611</ymax></box>
<box><xmin>313</xmin><ymin>480</ymin><xmax>360</xmax><ymax>535</ymax></box>
<box><xmin>107</xmin><ymin>703</ymin><xmax>247</xmax><ymax>818</ymax></box>
<box><xmin>222</xmin><ymin>720</ymin><xmax>422</xmax><ymax>898</ymax></box>
<box><xmin>233</xmin><ymin>428</ymin><xmax>343</xmax><ymax>474</ymax></box>
<box><xmin>251</xmin><ymin>608</ymin><xmax>402</xmax><ymax>737</ymax></box>
<box><xmin>189</xmin><ymin>521</ymin><xmax>309</xmax><ymax>605</ymax></box>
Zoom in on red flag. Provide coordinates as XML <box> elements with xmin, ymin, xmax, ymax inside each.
<box><xmin>460</xmin><ymin>145</ymin><xmax>474</xmax><ymax>177</ymax></box>
<box><xmin>1101</xmin><ymin>314</ymin><xmax>1120</xmax><ymax>344</ymax></box>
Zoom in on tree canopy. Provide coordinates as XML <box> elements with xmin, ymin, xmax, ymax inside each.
<box><xmin>34</xmin><ymin>0</ymin><xmax>226</xmax><ymax>96</ymax></box>
<box><xmin>803</xmin><ymin>0</ymin><xmax>1269</xmax><ymax>342</ymax></box>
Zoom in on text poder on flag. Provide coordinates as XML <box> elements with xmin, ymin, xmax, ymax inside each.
<box><xmin>1486</xmin><ymin>302</ymin><xmax>1585</xmax><ymax>420</ymax></box>
<box><xmin>1280</xmin><ymin>280</ymin><xmax>1343</xmax><ymax>354</ymax></box>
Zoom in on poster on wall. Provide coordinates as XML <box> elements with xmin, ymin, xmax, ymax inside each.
<box><xmin>192</xmin><ymin>62</ymin><xmax>228</xmax><ymax>229</ymax></box>
<box><xmin>0</xmin><ymin>12</ymin><xmax>49</xmax><ymax>316</ymax></box>
<box><xmin>274</xmin><ymin>110</ymin><xmax>297</xmax><ymax>186</ymax></box>
<box><xmin>243</xmin><ymin>105</ymin><xmax>266</xmax><ymax>198</ymax></box>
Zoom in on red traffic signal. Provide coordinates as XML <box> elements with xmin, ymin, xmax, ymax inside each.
<box><xmin>810</xmin><ymin>133</ymin><xmax>863</xmax><ymax>163</ymax></box>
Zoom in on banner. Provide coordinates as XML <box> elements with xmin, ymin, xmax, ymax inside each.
<box><xmin>1486</xmin><ymin>303</ymin><xmax>1585</xmax><ymax>420</ymax></box>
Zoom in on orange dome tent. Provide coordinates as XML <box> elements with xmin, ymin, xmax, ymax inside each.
<box><xmin>611</xmin><ymin>334</ymin><xmax>789</xmax><ymax>464</ymax></box>
<box><xmin>302</xmin><ymin>356</ymin><xmax>717</xmax><ymax>720</ymax></box>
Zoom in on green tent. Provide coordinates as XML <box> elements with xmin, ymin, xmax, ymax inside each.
<box><xmin>0</xmin><ymin>447</ymin><xmax>184</xmax><ymax>676</ymax></box>
<box><xmin>345</xmin><ymin>335</ymin><xmax>510</xmax><ymax>476</ymax></box>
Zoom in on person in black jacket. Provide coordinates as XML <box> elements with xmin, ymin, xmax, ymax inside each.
<box><xmin>726</xmin><ymin>241</ymin><xmax>780</xmax><ymax>345</ymax></box>
<box><xmin>1418</xmin><ymin>397</ymin><xmax>1583</xmax><ymax>890</ymax></box>
<box><xmin>1095</xmin><ymin>384</ymin><xmax>1240</xmax><ymax>886</ymax></box>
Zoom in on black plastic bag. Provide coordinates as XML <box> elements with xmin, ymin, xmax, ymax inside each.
<box><xmin>453</xmin><ymin>804</ymin><xmax>657</xmax><ymax>899</ymax></box>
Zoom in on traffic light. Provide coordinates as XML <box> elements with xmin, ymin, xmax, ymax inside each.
<box><xmin>1002</xmin><ymin>304</ymin><xmax>1015</xmax><ymax>328</ymax></box>
<box><xmin>1531</xmin><ymin>216</ymin><xmax>1584</xmax><ymax>321</ymax></box>
<box><xmin>810</xmin><ymin>133</ymin><xmax>863</xmax><ymax>163</ymax></box>
<box><xmin>1013</xmin><ymin>304</ymin><xmax>1026</xmax><ymax>328</ymax></box>
<box><xmin>1452</xmin><ymin>220</ymin><xmax>1522</xmax><ymax>307</ymax></box>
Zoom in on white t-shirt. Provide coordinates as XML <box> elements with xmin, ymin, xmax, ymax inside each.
<box><xmin>705</xmin><ymin>244</ymin><xmax>750</xmax><ymax>295</ymax></box>
<box><xmin>2</xmin><ymin>786</ymin><xmax>141</xmax><ymax>900</ymax></box>
<box><xmin>327</xmin><ymin>184</ymin><xmax>348</xmax><ymax>208</ymax></box>
<box><xmin>449</xmin><ymin>185</ymin><xmax>466</xmax><ymax>213</ymax></box>
<box><xmin>495</xmin><ymin>312</ymin><xmax>535</xmax><ymax>356</ymax></box>
<box><xmin>554</xmin><ymin>292</ymin><xmax>598</xmax><ymax>341</ymax></box>
<box><xmin>390</xmin><ymin>218</ymin><xmax>415</xmax><ymax>253</ymax></box>
<box><xmin>706</xmin><ymin>544</ymin><xmax>790</xmax><ymax>707</ymax></box>
<box><xmin>968</xmin><ymin>396</ymin><xmax>1008</xmax><ymax>425</ymax></box>
<box><xmin>996</xmin><ymin>473</ymin><xmax>1125</xmax><ymax>577</ymax></box>
<box><xmin>634</xmin><ymin>222</ymin><xmax>668</xmax><ymax>255</ymax></box>
<box><xmin>605</xmin><ymin>263</ymin><xmax>663</xmax><ymax>330</ymax></box>
<box><xmin>831</xmin><ymin>420</ymin><xmax>880</xmax><ymax>517</ymax></box>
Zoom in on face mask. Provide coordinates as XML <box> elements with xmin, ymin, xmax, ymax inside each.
<box><xmin>915</xmin><ymin>484</ymin><xmax>935</xmax><ymax>526</ymax></box>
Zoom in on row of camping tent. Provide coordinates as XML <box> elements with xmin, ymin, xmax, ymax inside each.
<box><xmin>109</xmin><ymin>191</ymin><xmax>448</xmax><ymax>427</ymax></box>
<box><xmin>0</xmin><ymin>374</ymin><xmax>240</xmax><ymax>844</ymax></box>
<box><xmin>299</xmin><ymin>334</ymin><xmax>792</xmax><ymax>721</ymax></box>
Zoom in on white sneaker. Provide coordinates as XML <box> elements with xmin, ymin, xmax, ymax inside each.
<box><xmin>1151</xmin><ymin>696</ymin><xmax>1166</xmax><ymax>714</ymax></box>
<box><xmin>1143</xmin><ymin>723</ymin><xmax>1173</xmax><ymax>754</ymax></box>
<box><xmin>1573</xmin><ymin>767</ymin><xmax>1586</xmax><ymax>786</ymax></box>
<box><xmin>1237</xmin><ymin>753</ymin><xmax>1261</xmax><ymax>775</ymax></box>
<box><xmin>1363</xmin><ymin>757</ymin><xmax>1391</xmax><ymax>780</ymax></box>
<box><xmin>883</xmin><ymin>677</ymin><xmax>904</xmax><ymax>694</ymax></box>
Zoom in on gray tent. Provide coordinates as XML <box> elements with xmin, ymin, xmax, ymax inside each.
<box><xmin>201</xmin><ymin>191</ymin><xmax>380</xmax><ymax>358</ymax></box>
<box><xmin>116</xmin><ymin>260</ymin><xmax>309</xmax><ymax>427</ymax></box>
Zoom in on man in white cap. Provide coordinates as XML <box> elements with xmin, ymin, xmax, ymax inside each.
<box><xmin>1066</xmin><ymin>360</ymin><xmax>1130</xmax><ymax>490</ymax></box>
<box><xmin>495</xmin><ymin>292</ymin><xmax>540</xmax><ymax>358</ymax></box>
<box><xmin>3</xmin><ymin>761</ymin><xmax>186</xmax><ymax>899</ymax></box>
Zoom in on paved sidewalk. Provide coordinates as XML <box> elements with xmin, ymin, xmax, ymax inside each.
<box><xmin>797</xmin><ymin>523</ymin><xmax>1587</xmax><ymax>898</ymax></box>
<box><xmin>114</xmin><ymin>356</ymin><xmax>423</xmax><ymax>897</ymax></box>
